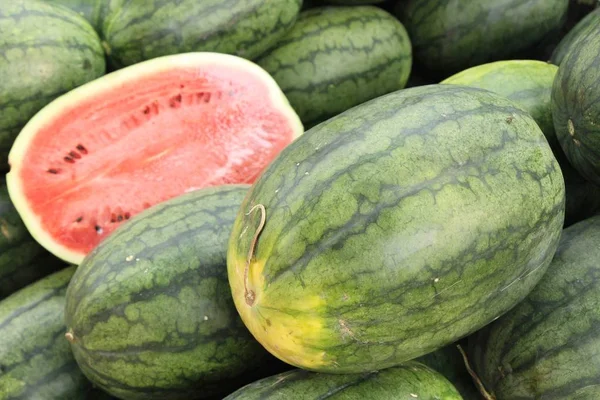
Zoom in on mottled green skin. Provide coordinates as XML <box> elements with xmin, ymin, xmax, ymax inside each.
<box><xmin>256</xmin><ymin>6</ymin><xmax>412</xmax><ymax>128</ymax></box>
<box><xmin>552</xmin><ymin>29</ymin><xmax>600</xmax><ymax>186</ymax></box>
<box><xmin>442</xmin><ymin>60</ymin><xmax>559</xmax><ymax>149</ymax></box>
<box><xmin>65</xmin><ymin>185</ymin><xmax>277</xmax><ymax>400</ymax></box>
<box><xmin>228</xmin><ymin>85</ymin><xmax>565</xmax><ymax>373</ymax></box>
<box><xmin>470</xmin><ymin>215</ymin><xmax>600</xmax><ymax>399</ymax></box>
<box><xmin>0</xmin><ymin>266</ymin><xmax>99</xmax><ymax>399</ymax></box>
<box><xmin>416</xmin><ymin>345</ymin><xmax>480</xmax><ymax>400</ymax></box>
<box><xmin>319</xmin><ymin>0</ymin><xmax>385</xmax><ymax>4</ymax></box>
<box><xmin>102</xmin><ymin>0</ymin><xmax>302</xmax><ymax>68</ymax></box>
<box><xmin>552</xmin><ymin>8</ymin><xmax>600</xmax><ymax>65</ymax></box>
<box><xmin>442</xmin><ymin>60</ymin><xmax>600</xmax><ymax>227</ymax></box>
<box><xmin>396</xmin><ymin>0</ymin><xmax>569</xmax><ymax>78</ymax></box>
<box><xmin>44</xmin><ymin>0</ymin><xmax>103</xmax><ymax>32</ymax></box>
<box><xmin>0</xmin><ymin>0</ymin><xmax>106</xmax><ymax>170</ymax></box>
<box><xmin>0</xmin><ymin>182</ymin><xmax>66</xmax><ymax>300</ymax></box>
<box><xmin>223</xmin><ymin>362</ymin><xmax>462</xmax><ymax>400</ymax></box>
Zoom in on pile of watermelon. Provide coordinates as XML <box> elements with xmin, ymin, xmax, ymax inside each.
<box><xmin>2</xmin><ymin>0</ymin><xmax>600</xmax><ymax>398</ymax></box>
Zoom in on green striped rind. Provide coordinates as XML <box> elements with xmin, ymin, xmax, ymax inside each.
<box><xmin>470</xmin><ymin>215</ymin><xmax>600</xmax><ymax>398</ymax></box>
<box><xmin>44</xmin><ymin>0</ymin><xmax>103</xmax><ymax>32</ymax></box>
<box><xmin>551</xmin><ymin>8</ymin><xmax>600</xmax><ymax>65</ymax></box>
<box><xmin>552</xmin><ymin>29</ymin><xmax>600</xmax><ymax>185</ymax></box>
<box><xmin>396</xmin><ymin>0</ymin><xmax>569</xmax><ymax>77</ymax></box>
<box><xmin>223</xmin><ymin>362</ymin><xmax>462</xmax><ymax>399</ymax></box>
<box><xmin>0</xmin><ymin>182</ymin><xmax>66</xmax><ymax>299</ymax></box>
<box><xmin>102</xmin><ymin>0</ymin><xmax>302</xmax><ymax>68</ymax></box>
<box><xmin>442</xmin><ymin>59</ymin><xmax>600</xmax><ymax>227</ymax></box>
<box><xmin>0</xmin><ymin>0</ymin><xmax>106</xmax><ymax>170</ymax></box>
<box><xmin>256</xmin><ymin>6</ymin><xmax>412</xmax><ymax>127</ymax></box>
<box><xmin>228</xmin><ymin>84</ymin><xmax>565</xmax><ymax>373</ymax></box>
<box><xmin>442</xmin><ymin>60</ymin><xmax>559</xmax><ymax>149</ymax></box>
<box><xmin>318</xmin><ymin>0</ymin><xmax>385</xmax><ymax>4</ymax></box>
<box><xmin>65</xmin><ymin>185</ymin><xmax>276</xmax><ymax>400</ymax></box>
<box><xmin>416</xmin><ymin>345</ymin><xmax>480</xmax><ymax>400</ymax></box>
<box><xmin>0</xmin><ymin>266</ymin><xmax>97</xmax><ymax>399</ymax></box>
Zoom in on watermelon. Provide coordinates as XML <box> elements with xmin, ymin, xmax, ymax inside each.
<box><xmin>101</xmin><ymin>0</ymin><xmax>302</xmax><ymax>69</ymax></box>
<box><xmin>416</xmin><ymin>344</ymin><xmax>480</xmax><ymax>400</ymax></box>
<box><xmin>256</xmin><ymin>6</ymin><xmax>412</xmax><ymax>128</ymax></box>
<box><xmin>223</xmin><ymin>362</ymin><xmax>462</xmax><ymax>399</ymax></box>
<box><xmin>0</xmin><ymin>0</ymin><xmax>106</xmax><ymax>170</ymax></box>
<box><xmin>552</xmin><ymin>29</ymin><xmax>600</xmax><ymax>185</ymax></box>
<box><xmin>0</xmin><ymin>180</ymin><xmax>66</xmax><ymax>300</ymax></box>
<box><xmin>44</xmin><ymin>0</ymin><xmax>102</xmax><ymax>32</ymax></box>
<box><xmin>469</xmin><ymin>214</ymin><xmax>600</xmax><ymax>399</ymax></box>
<box><xmin>551</xmin><ymin>7</ymin><xmax>600</xmax><ymax>65</ymax></box>
<box><xmin>396</xmin><ymin>0</ymin><xmax>569</xmax><ymax>78</ymax></box>
<box><xmin>64</xmin><ymin>185</ymin><xmax>283</xmax><ymax>400</ymax></box>
<box><xmin>442</xmin><ymin>60</ymin><xmax>600</xmax><ymax>227</ymax></box>
<box><xmin>0</xmin><ymin>266</ymin><xmax>99</xmax><ymax>399</ymax></box>
<box><xmin>227</xmin><ymin>84</ymin><xmax>565</xmax><ymax>373</ymax></box>
<box><xmin>6</xmin><ymin>52</ymin><xmax>303</xmax><ymax>266</ymax></box>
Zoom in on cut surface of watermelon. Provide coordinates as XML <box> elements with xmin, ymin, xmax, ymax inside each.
<box><xmin>6</xmin><ymin>52</ymin><xmax>303</xmax><ymax>265</ymax></box>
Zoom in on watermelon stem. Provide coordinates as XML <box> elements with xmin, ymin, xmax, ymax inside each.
<box><xmin>457</xmin><ymin>344</ymin><xmax>496</xmax><ymax>400</ymax></box>
<box><xmin>65</xmin><ymin>329</ymin><xmax>75</xmax><ymax>343</ymax></box>
<box><xmin>243</xmin><ymin>204</ymin><xmax>266</xmax><ymax>306</ymax></box>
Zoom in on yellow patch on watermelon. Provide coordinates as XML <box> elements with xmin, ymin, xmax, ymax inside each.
<box><xmin>228</xmin><ymin>254</ymin><xmax>329</xmax><ymax>370</ymax></box>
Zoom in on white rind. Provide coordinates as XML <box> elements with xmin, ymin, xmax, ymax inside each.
<box><xmin>6</xmin><ymin>51</ymin><xmax>304</xmax><ymax>265</ymax></box>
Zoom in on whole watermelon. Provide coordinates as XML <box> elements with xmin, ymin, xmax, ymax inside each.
<box><xmin>0</xmin><ymin>267</ymin><xmax>99</xmax><ymax>399</ymax></box>
<box><xmin>552</xmin><ymin>28</ymin><xmax>600</xmax><ymax>185</ymax></box>
<box><xmin>0</xmin><ymin>180</ymin><xmax>66</xmax><ymax>299</ymax></box>
<box><xmin>256</xmin><ymin>6</ymin><xmax>412</xmax><ymax>128</ymax></box>
<box><xmin>551</xmin><ymin>7</ymin><xmax>600</xmax><ymax>65</ymax></box>
<box><xmin>469</xmin><ymin>214</ymin><xmax>600</xmax><ymax>398</ymax></box>
<box><xmin>396</xmin><ymin>0</ymin><xmax>569</xmax><ymax>78</ymax></box>
<box><xmin>102</xmin><ymin>0</ymin><xmax>302</xmax><ymax>68</ymax></box>
<box><xmin>0</xmin><ymin>0</ymin><xmax>105</xmax><ymax>170</ymax></box>
<box><xmin>227</xmin><ymin>84</ymin><xmax>565</xmax><ymax>373</ymax></box>
<box><xmin>442</xmin><ymin>60</ymin><xmax>600</xmax><ymax>227</ymax></box>
<box><xmin>65</xmin><ymin>185</ymin><xmax>282</xmax><ymax>400</ymax></box>
<box><xmin>223</xmin><ymin>362</ymin><xmax>462</xmax><ymax>399</ymax></box>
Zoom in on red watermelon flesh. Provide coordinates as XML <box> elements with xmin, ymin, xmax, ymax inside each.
<box><xmin>6</xmin><ymin>52</ymin><xmax>303</xmax><ymax>265</ymax></box>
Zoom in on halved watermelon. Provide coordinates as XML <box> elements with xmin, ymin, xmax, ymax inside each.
<box><xmin>6</xmin><ymin>52</ymin><xmax>303</xmax><ymax>265</ymax></box>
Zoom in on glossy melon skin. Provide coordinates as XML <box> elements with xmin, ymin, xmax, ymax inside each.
<box><xmin>65</xmin><ymin>185</ymin><xmax>281</xmax><ymax>400</ymax></box>
<box><xmin>0</xmin><ymin>266</ymin><xmax>99</xmax><ymax>399</ymax></box>
<box><xmin>256</xmin><ymin>6</ymin><xmax>412</xmax><ymax>128</ymax></box>
<box><xmin>442</xmin><ymin>60</ymin><xmax>600</xmax><ymax>227</ymax></box>
<box><xmin>0</xmin><ymin>0</ymin><xmax>105</xmax><ymax>170</ymax></box>
<box><xmin>102</xmin><ymin>0</ymin><xmax>303</xmax><ymax>68</ymax></box>
<box><xmin>552</xmin><ymin>28</ymin><xmax>600</xmax><ymax>186</ymax></box>
<box><xmin>223</xmin><ymin>362</ymin><xmax>462</xmax><ymax>399</ymax></box>
<box><xmin>470</xmin><ymin>215</ymin><xmax>600</xmax><ymax>399</ymax></box>
<box><xmin>396</xmin><ymin>0</ymin><xmax>569</xmax><ymax>78</ymax></box>
<box><xmin>227</xmin><ymin>84</ymin><xmax>565</xmax><ymax>374</ymax></box>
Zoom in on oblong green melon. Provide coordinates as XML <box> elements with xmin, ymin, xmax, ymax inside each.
<box><xmin>552</xmin><ymin>29</ymin><xmax>600</xmax><ymax>185</ymax></box>
<box><xmin>102</xmin><ymin>0</ymin><xmax>302</xmax><ymax>68</ymax></box>
<box><xmin>256</xmin><ymin>6</ymin><xmax>412</xmax><ymax>128</ymax></box>
<box><xmin>551</xmin><ymin>7</ymin><xmax>600</xmax><ymax>65</ymax></box>
<box><xmin>396</xmin><ymin>0</ymin><xmax>569</xmax><ymax>78</ymax></box>
<box><xmin>470</xmin><ymin>214</ymin><xmax>600</xmax><ymax>398</ymax></box>
<box><xmin>0</xmin><ymin>180</ymin><xmax>66</xmax><ymax>300</ymax></box>
<box><xmin>44</xmin><ymin>0</ymin><xmax>103</xmax><ymax>32</ymax></box>
<box><xmin>442</xmin><ymin>59</ymin><xmax>600</xmax><ymax>227</ymax></box>
<box><xmin>416</xmin><ymin>344</ymin><xmax>480</xmax><ymax>400</ymax></box>
<box><xmin>227</xmin><ymin>84</ymin><xmax>565</xmax><ymax>373</ymax></box>
<box><xmin>65</xmin><ymin>185</ymin><xmax>279</xmax><ymax>400</ymax></box>
<box><xmin>223</xmin><ymin>362</ymin><xmax>463</xmax><ymax>399</ymax></box>
<box><xmin>0</xmin><ymin>0</ymin><xmax>106</xmax><ymax>170</ymax></box>
<box><xmin>0</xmin><ymin>266</ymin><xmax>98</xmax><ymax>399</ymax></box>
